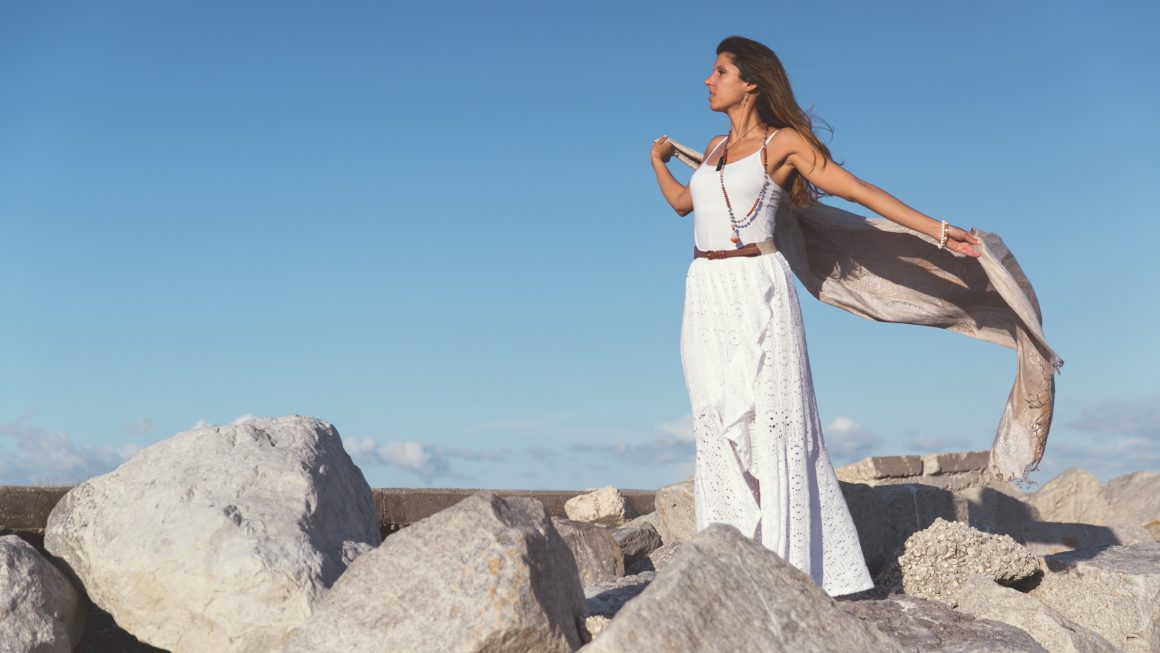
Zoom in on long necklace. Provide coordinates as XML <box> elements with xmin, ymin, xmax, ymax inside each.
<box><xmin>719</xmin><ymin>125</ymin><xmax>771</xmax><ymax>246</ymax></box>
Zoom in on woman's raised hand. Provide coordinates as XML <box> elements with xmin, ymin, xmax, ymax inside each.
<box><xmin>945</xmin><ymin>224</ymin><xmax>982</xmax><ymax>258</ymax></box>
<box><xmin>651</xmin><ymin>135</ymin><xmax>674</xmax><ymax>164</ymax></box>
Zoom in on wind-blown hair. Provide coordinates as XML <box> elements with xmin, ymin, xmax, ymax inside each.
<box><xmin>717</xmin><ymin>35</ymin><xmax>837</xmax><ymax>207</ymax></box>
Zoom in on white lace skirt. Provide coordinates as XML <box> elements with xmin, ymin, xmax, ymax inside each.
<box><xmin>680</xmin><ymin>249</ymin><xmax>874</xmax><ymax>597</ymax></box>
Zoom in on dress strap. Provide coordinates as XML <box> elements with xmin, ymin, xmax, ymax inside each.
<box><xmin>763</xmin><ymin>128</ymin><xmax>781</xmax><ymax>145</ymax></box>
<box><xmin>705</xmin><ymin>136</ymin><xmax>728</xmax><ymax>160</ymax></box>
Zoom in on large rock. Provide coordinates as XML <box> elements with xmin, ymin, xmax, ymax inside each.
<box><xmin>652</xmin><ymin>478</ymin><xmax>694</xmax><ymax>544</ymax></box>
<box><xmin>565</xmin><ymin>486</ymin><xmax>638</xmax><ymax>527</ymax></box>
<box><xmin>610</xmin><ymin>520</ymin><xmax>662</xmax><ymax>571</ymax></box>
<box><xmin>1025</xmin><ymin>468</ymin><xmax>1114</xmax><ymax>524</ymax></box>
<box><xmin>1030</xmin><ymin>541</ymin><xmax>1160</xmax><ymax>652</ymax></box>
<box><xmin>1101</xmin><ymin>471</ymin><xmax>1160</xmax><ymax>535</ymax></box>
<box><xmin>843</xmin><ymin>482</ymin><xmax>957</xmax><ymax>578</ymax></box>
<box><xmin>955</xmin><ymin>574</ymin><xmax>1116</xmax><ymax>653</ymax></box>
<box><xmin>949</xmin><ymin>480</ymin><xmax>1150</xmax><ymax>556</ymax></box>
<box><xmin>0</xmin><ymin>535</ymin><xmax>86</xmax><ymax>653</ymax></box>
<box><xmin>578</xmin><ymin>523</ymin><xmax>905</xmax><ymax>652</ymax></box>
<box><xmin>621</xmin><ymin>510</ymin><xmax>671</xmax><ymax>545</ymax></box>
<box><xmin>951</xmin><ymin>484</ymin><xmax>1039</xmax><ymax>535</ymax></box>
<box><xmin>1018</xmin><ymin>520</ymin><xmax>1152</xmax><ymax>557</ymax></box>
<box><xmin>552</xmin><ymin>517</ymin><xmax>624</xmax><ymax>587</ymax></box>
<box><xmin>44</xmin><ymin>415</ymin><xmax>380</xmax><ymax>653</ymax></box>
<box><xmin>842</xmin><ymin>482</ymin><xmax>902</xmax><ymax>578</ymax></box>
<box><xmin>623</xmin><ymin>541</ymin><xmax>684</xmax><ymax>575</ymax></box>
<box><xmin>286</xmin><ymin>492</ymin><xmax>587</xmax><ymax>653</ymax></box>
<box><xmin>583</xmin><ymin>571</ymin><xmax>656</xmax><ymax>620</ymax></box>
<box><xmin>896</xmin><ymin>517</ymin><xmax>1038</xmax><ymax>606</ymax></box>
<box><xmin>839</xmin><ymin>595</ymin><xmax>1047</xmax><ymax>652</ymax></box>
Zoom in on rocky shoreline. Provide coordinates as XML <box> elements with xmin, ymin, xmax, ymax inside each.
<box><xmin>1</xmin><ymin>415</ymin><xmax>1157</xmax><ymax>652</ymax></box>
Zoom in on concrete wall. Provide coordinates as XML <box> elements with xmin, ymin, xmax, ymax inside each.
<box><xmin>0</xmin><ymin>485</ymin><xmax>658</xmax><ymax>542</ymax></box>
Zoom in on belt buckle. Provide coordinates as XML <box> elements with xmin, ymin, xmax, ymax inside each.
<box><xmin>708</xmin><ymin>250</ymin><xmax>721</xmax><ymax>260</ymax></box>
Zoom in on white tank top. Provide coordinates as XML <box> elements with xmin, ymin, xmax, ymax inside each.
<box><xmin>689</xmin><ymin>129</ymin><xmax>783</xmax><ymax>251</ymax></box>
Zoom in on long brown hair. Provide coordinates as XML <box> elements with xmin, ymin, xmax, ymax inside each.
<box><xmin>717</xmin><ymin>36</ymin><xmax>836</xmax><ymax>207</ymax></box>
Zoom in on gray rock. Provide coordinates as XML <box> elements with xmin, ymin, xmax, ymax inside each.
<box><xmin>0</xmin><ymin>535</ymin><xmax>86</xmax><ymax>653</ymax></box>
<box><xmin>1026</xmin><ymin>468</ymin><xmax>1113</xmax><ymax>525</ymax></box>
<box><xmin>286</xmin><ymin>492</ymin><xmax>587</xmax><ymax>653</ymax></box>
<box><xmin>839</xmin><ymin>595</ymin><xmax>1047</xmax><ymax>652</ymax></box>
<box><xmin>953</xmin><ymin>482</ymin><xmax>1150</xmax><ymax>556</ymax></box>
<box><xmin>552</xmin><ymin>517</ymin><xmax>624</xmax><ymax>587</ymax></box>
<box><xmin>1018</xmin><ymin>520</ymin><xmax>1152</xmax><ymax>557</ymax></box>
<box><xmin>583</xmin><ymin>571</ymin><xmax>656</xmax><ymax>619</ymax></box>
<box><xmin>582</xmin><ymin>615</ymin><xmax>611</xmax><ymax>645</ymax></box>
<box><xmin>1030</xmin><ymin>541</ymin><xmax>1160</xmax><ymax>652</ymax></box>
<box><xmin>843</xmin><ymin>482</ymin><xmax>957</xmax><ymax>578</ymax></box>
<box><xmin>610</xmin><ymin>520</ymin><xmax>662</xmax><ymax>570</ymax></box>
<box><xmin>842</xmin><ymin>481</ymin><xmax>901</xmax><ymax>578</ymax></box>
<box><xmin>44</xmin><ymin>415</ymin><xmax>380</xmax><ymax>653</ymax></box>
<box><xmin>1101</xmin><ymin>471</ymin><xmax>1160</xmax><ymax>535</ymax></box>
<box><xmin>624</xmin><ymin>541</ymin><xmax>684</xmax><ymax>575</ymax></box>
<box><xmin>896</xmin><ymin>518</ymin><xmax>1038</xmax><ymax>606</ymax></box>
<box><xmin>951</xmin><ymin>485</ymin><xmax>1039</xmax><ymax>534</ymax></box>
<box><xmin>621</xmin><ymin>510</ymin><xmax>671</xmax><ymax>546</ymax></box>
<box><xmin>652</xmin><ymin>479</ymin><xmax>694</xmax><ymax>544</ymax></box>
<box><xmin>578</xmin><ymin>523</ymin><xmax>905</xmax><ymax>652</ymax></box>
<box><xmin>955</xmin><ymin>575</ymin><xmax>1116</xmax><ymax>653</ymax></box>
<box><xmin>564</xmin><ymin>486</ymin><xmax>638</xmax><ymax>527</ymax></box>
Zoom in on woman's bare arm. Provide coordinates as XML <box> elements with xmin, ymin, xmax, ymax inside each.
<box><xmin>650</xmin><ymin>135</ymin><xmax>723</xmax><ymax>217</ymax></box>
<box><xmin>776</xmin><ymin>129</ymin><xmax>981</xmax><ymax>257</ymax></box>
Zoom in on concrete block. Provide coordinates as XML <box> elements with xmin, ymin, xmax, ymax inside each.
<box><xmin>840</xmin><ymin>455</ymin><xmax>923</xmax><ymax>480</ymax></box>
<box><xmin>923</xmin><ymin>451</ymin><xmax>990</xmax><ymax>476</ymax></box>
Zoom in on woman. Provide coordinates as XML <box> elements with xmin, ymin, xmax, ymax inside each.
<box><xmin>650</xmin><ymin>35</ymin><xmax>981</xmax><ymax>597</ymax></box>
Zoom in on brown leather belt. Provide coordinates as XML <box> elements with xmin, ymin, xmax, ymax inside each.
<box><xmin>694</xmin><ymin>240</ymin><xmax>772</xmax><ymax>260</ymax></box>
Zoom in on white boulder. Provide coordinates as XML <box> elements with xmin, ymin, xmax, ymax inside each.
<box><xmin>44</xmin><ymin>415</ymin><xmax>380</xmax><ymax>653</ymax></box>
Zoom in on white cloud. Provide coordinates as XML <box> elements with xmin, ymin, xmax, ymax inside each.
<box><xmin>906</xmin><ymin>430</ymin><xmax>971</xmax><ymax>454</ymax></box>
<box><xmin>654</xmin><ymin>414</ymin><xmax>694</xmax><ymax>441</ymax></box>
<box><xmin>525</xmin><ymin>446</ymin><xmax>558</xmax><ymax>465</ymax></box>
<box><xmin>0</xmin><ymin>418</ymin><xmax>140</xmax><ymax>485</ymax></box>
<box><xmin>377</xmin><ymin>441</ymin><xmax>445</xmax><ymax>478</ymax></box>
<box><xmin>124</xmin><ymin>417</ymin><xmax>154</xmax><ymax>437</ymax></box>
<box><xmin>461</xmin><ymin>413</ymin><xmax>574</xmax><ymax>433</ymax></box>
<box><xmin>566</xmin><ymin>414</ymin><xmax>697</xmax><ymax>466</ymax></box>
<box><xmin>340</xmin><ymin>436</ymin><xmax>505</xmax><ymax>485</ymax></box>
<box><xmin>1065</xmin><ymin>394</ymin><xmax>1160</xmax><ymax>438</ymax></box>
<box><xmin>824</xmin><ymin>416</ymin><xmax>881</xmax><ymax>466</ymax></box>
<box><xmin>342</xmin><ymin>436</ymin><xmax>380</xmax><ymax>465</ymax></box>
<box><xmin>1034</xmin><ymin>394</ymin><xmax>1160</xmax><ymax>482</ymax></box>
<box><xmin>569</xmin><ymin>436</ymin><xmax>694</xmax><ymax>465</ymax></box>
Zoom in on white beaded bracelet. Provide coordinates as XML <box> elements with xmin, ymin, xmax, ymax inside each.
<box><xmin>937</xmin><ymin>220</ymin><xmax>949</xmax><ymax>249</ymax></box>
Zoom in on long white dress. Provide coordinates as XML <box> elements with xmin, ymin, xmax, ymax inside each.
<box><xmin>680</xmin><ymin>131</ymin><xmax>875</xmax><ymax>597</ymax></box>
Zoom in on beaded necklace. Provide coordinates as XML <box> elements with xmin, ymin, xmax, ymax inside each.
<box><xmin>719</xmin><ymin>126</ymin><xmax>771</xmax><ymax>246</ymax></box>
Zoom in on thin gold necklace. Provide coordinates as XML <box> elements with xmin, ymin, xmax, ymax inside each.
<box><xmin>714</xmin><ymin>122</ymin><xmax>764</xmax><ymax>171</ymax></box>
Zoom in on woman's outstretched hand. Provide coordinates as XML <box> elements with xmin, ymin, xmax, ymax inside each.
<box><xmin>945</xmin><ymin>224</ymin><xmax>982</xmax><ymax>257</ymax></box>
<box><xmin>651</xmin><ymin>135</ymin><xmax>674</xmax><ymax>164</ymax></box>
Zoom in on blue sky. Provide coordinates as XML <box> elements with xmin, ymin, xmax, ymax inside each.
<box><xmin>2</xmin><ymin>1</ymin><xmax>1157</xmax><ymax>490</ymax></box>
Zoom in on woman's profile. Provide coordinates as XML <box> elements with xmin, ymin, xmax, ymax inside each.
<box><xmin>650</xmin><ymin>35</ymin><xmax>982</xmax><ymax>597</ymax></box>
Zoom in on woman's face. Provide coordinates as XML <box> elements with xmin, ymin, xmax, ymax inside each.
<box><xmin>705</xmin><ymin>53</ymin><xmax>754</xmax><ymax>112</ymax></box>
